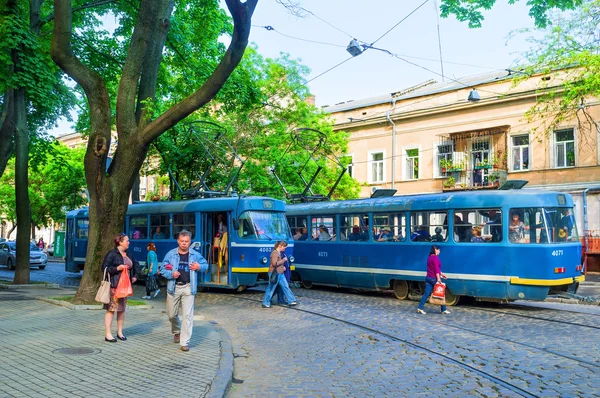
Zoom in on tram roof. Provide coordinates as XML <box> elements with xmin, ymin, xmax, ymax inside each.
<box><xmin>285</xmin><ymin>190</ymin><xmax>574</xmax><ymax>215</ymax></box>
<box><xmin>66</xmin><ymin>196</ymin><xmax>286</xmax><ymax>219</ymax></box>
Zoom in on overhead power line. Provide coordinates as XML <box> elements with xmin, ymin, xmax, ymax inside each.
<box><xmin>370</xmin><ymin>0</ymin><xmax>430</xmax><ymax>46</ymax></box>
<box><xmin>252</xmin><ymin>25</ymin><xmax>345</xmax><ymax>48</ymax></box>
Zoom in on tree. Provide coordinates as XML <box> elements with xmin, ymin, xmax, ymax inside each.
<box><xmin>1</xmin><ymin>0</ymin><xmax>75</xmax><ymax>284</ymax></box>
<box><xmin>517</xmin><ymin>1</ymin><xmax>600</xmax><ymax>141</ymax></box>
<box><xmin>50</xmin><ymin>0</ymin><xmax>258</xmax><ymax>303</ymax></box>
<box><xmin>440</xmin><ymin>0</ymin><xmax>582</xmax><ymax>28</ymax></box>
<box><xmin>148</xmin><ymin>50</ymin><xmax>360</xmax><ymax>201</ymax></box>
<box><xmin>0</xmin><ymin>143</ymin><xmax>87</xmax><ymax>237</ymax></box>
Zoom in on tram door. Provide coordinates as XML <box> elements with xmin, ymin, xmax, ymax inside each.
<box><xmin>202</xmin><ymin>212</ymin><xmax>229</xmax><ymax>285</ymax></box>
<box><xmin>65</xmin><ymin>218</ymin><xmax>76</xmax><ymax>272</ymax></box>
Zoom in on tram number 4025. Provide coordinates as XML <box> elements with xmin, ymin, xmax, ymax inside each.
<box><xmin>318</xmin><ymin>252</ymin><xmax>328</xmax><ymax>257</ymax></box>
<box><xmin>551</xmin><ymin>250</ymin><xmax>564</xmax><ymax>256</ymax></box>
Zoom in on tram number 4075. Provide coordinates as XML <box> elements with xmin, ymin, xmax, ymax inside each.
<box><xmin>318</xmin><ymin>252</ymin><xmax>328</xmax><ymax>257</ymax></box>
<box><xmin>551</xmin><ymin>250</ymin><xmax>564</xmax><ymax>256</ymax></box>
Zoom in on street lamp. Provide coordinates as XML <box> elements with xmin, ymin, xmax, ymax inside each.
<box><xmin>468</xmin><ymin>88</ymin><xmax>481</xmax><ymax>102</ymax></box>
<box><xmin>346</xmin><ymin>39</ymin><xmax>364</xmax><ymax>57</ymax></box>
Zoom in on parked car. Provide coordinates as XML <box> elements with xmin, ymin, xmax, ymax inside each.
<box><xmin>46</xmin><ymin>243</ymin><xmax>54</xmax><ymax>256</ymax></box>
<box><xmin>0</xmin><ymin>242</ymin><xmax>48</xmax><ymax>270</ymax></box>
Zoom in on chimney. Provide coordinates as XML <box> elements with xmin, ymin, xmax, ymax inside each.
<box><xmin>305</xmin><ymin>94</ymin><xmax>316</xmax><ymax>106</ymax></box>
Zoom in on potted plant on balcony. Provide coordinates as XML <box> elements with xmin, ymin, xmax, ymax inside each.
<box><xmin>492</xmin><ymin>150</ymin><xmax>507</xmax><ymax>169</ymax></box>
<box><xmin>440</xmin><ymin>158</ymin><xmax>451</xmax><ymax>173</ymax></box>
<box><xmin>450</xmin><ymin>160</ymin><xmax>465</xmax><ymax>172</ymax></box>
<box><xmin>489</xmin><ymin>172</ymin><xmax>500</xmax><ymax>187</ymax></box>
<box><xmin>444</xmin><ymin>176</ymin><xmax>455</xmax><ymax>189</ymax></box>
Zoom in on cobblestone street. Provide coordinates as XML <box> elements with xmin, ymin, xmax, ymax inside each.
<box><xmin>2</xmin><ymin>263</ymin><xmax>600</xmax><ymax>397</ymax></box>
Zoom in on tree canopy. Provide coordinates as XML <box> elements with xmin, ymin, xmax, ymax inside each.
<box><xmin>440</xmin><ymin>0</ymin><xmax>583</xmax><ymax>28</ymax></box>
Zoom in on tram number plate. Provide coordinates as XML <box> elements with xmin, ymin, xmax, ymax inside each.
<box><xmin>551</xmin><ymin>250</ymin><xmax>564</xmax><ymax>256</ymax></box>
<box><xmin>259</xmin><ymin>247</ymin><xmax>272</xmax><ymax>253</ymax></box>
<box><xmin>318</xmin><ymin>252</ymin><xmax>328</xmax><ymax>257</ymax></box>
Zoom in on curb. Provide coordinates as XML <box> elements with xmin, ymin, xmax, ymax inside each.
<box><xmin>37</xmin><ymin>297</ymin><xmax>153</xmax><ymax>310</ymax></box>
<box><xmin>0</xmin><ymin>283</ymin><xmax>60</xmax><ymax>289</ymax></box>
<box><xmin>205</xmin><ymin>322</ymin><xmax>234</xmax><ymax>398</ymax></box>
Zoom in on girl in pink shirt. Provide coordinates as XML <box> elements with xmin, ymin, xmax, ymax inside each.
<box><xmin>417</xmin><ymin>245</ymin><xmax>450</xmax><ymax>315</ymax></box>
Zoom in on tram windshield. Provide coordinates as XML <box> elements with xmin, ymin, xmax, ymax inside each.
<box><xmin>509</xmin><ymin>207</ymin><xmax>578</xmax><ymax>244</ymax></box>
<box><xmin>237</xmin><ymin>211</ymin><xmax>291</xmax><ymax>240</ymax></box>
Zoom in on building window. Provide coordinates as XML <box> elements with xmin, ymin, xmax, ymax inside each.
<box><xmin>405</xmin><ymin>148</ymin><xmax>419</xmax><ymax>180</ymax></box>
<box><xmin>370</xmin><ymin>152</ymin><xmax>384</xmax><ymax>183</ymax></box>
<box><xmin>436</xmin><ymin>142</ymin><xmax>453</xmax><ymax>177</ymax></box>
<box><xmin>555</xmin><ymin>129</ymin><xmax>575</xmax><ymax>168</ymax></box>
<box><xmin>511</xmin><ymin>135</ymin><xmax>529</xmax><ymax>171</ymax></box>
<box><xmin>342</xmin><ymin>154</ymin><xmax>354</xmax><ymax>178</ymax></box>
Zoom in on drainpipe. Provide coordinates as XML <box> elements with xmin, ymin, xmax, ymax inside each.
<box><xmin>386</xmin><ymin>97</ymin><xmax>397</xmax><ymax>189</ymax></box>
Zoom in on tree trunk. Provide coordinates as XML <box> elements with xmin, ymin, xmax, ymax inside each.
<box><xmin>13</xmin><ymin>86</ymin><xmax>30</xmax><ymax>285</ymax></box>
<box><xmin>0</xmin><ymin>89</ymin><xmax>15</xmax><ymax>178</ymax></box>
<box><xmin>7</xmin><ymin>223</ymin><xmax>17</xmax><ymax>239</ymax></box>
<box><xmin>132</xmin><ymin>174</ymin><xmax>140</xmax><ymax>202</ymax></box>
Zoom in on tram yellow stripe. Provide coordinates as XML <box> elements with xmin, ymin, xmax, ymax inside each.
<box><xmin>509</xmin><ymin>276</ymin><xmax>582</xmax><ymax>286</ymax></box>
<box><xmin>231</xmin><ymin>266</ymin><xmax>296</xmax><ymax>273</ymax></box>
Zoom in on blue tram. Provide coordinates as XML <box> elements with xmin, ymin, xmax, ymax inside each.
<box><xmin>65</xmin><ymin>196</ymin><xmax>293</xmax><ymax>290</ymax></box>
<box><xmin>286</xmin><ymin>190</ymin><xmax>584</xmax><ymax>305</ymax></box>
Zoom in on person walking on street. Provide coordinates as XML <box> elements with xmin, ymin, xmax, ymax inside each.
<box><xmin>262</xmin><ymin>241</ymin><xmax>296</xmax><ymax>308</ymax></box>
<box><xmin>142</xmin><ymin>243</ymin><xmax>160</xmax><ymax>299</ymax></box>
<box><xmin>102</xmin><ymin>234</ymin><xmax>138</xmax><ymax>342</ymax></box>
<box><xmin>160</xmin><ymin>230</ymin><xmax>208</xmax><ymax>352</ymax></box>
<box><xmin>417</xmin><ymin>245</ymin><xmax>450</xmax><ymax>315</ymax></box>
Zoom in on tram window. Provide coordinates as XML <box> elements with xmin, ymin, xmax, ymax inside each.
<box><xmin>173</xmin><ymin>213</ymin><xmax>195</xmax><ymax>239</ymax></box>
<box><xmin>287</xmin><ymin>216</ymin><xmax>308</xmax><ymax>240</ymax></box>
<box><xmin>311</xmin><ymin>216</ymin><xmax>336</xmax><ymax>241</ymax></box>
<box><xmin>511</xmin><ymin>207</ymin><xmax>578</xmax><ymax>244</ymax></box>
<box><xmin>410</xmin><ymin>211</ymin><xmax>447</xmax><ymax>242</ymax></box>
<box><xmin>129</xmin><ymin>216</ymin><xmax>148</xmax><ymax>239</ymax></box>
<box><xmin>76</xmin><ymin>219</ymin><xmax>89</xmax><ymax>239</ymax></box>
<box><xmin>340</xmin><ymin>214</ymin><xmax>369</xmax><ymax>242</ymax></box>
<box><xmin>453</xmin><ymin>209</ymin><xmax>502</xmax><ymax>243</ymax></box>
<box><xmin>150</xmin><ymin>215</ymin><xmax>170</xmax><ymax>240</ymax></box>
<box><xmin>372</xmin><ymin>213</ymin><xmax>405</xmax><ymax>242</ymax></box>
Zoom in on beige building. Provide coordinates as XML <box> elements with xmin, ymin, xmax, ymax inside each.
<box><xmin>325</xmin><ymin>69</ymin><xmax>600</xmax><ymax>234</ymax></box>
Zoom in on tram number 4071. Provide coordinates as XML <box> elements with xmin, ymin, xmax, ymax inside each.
<box><xmin>318</xmin><ymin>252</ymin><xmax>328</xmax><ymax>257</ymax></box>
<box><xmin>551</xmin><ymin>250</ymin><xmax>564</xmax><ymax>256</ymax></box>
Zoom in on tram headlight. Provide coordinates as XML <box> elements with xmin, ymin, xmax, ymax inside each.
<box><xmin>261</xmin><ymin>256</ymin><xmax>268</xmax><ymax>264</ymax></box>
<box><xmin>289</xmin><ymin>256</ymin><xmax>295</xmax><ymax>263</ymax></box>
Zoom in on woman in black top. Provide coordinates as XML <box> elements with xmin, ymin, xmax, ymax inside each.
<box><xmin>102</xmin><ymin>233</ymin><xmax>137</xmax><ymax>342</ymax></box>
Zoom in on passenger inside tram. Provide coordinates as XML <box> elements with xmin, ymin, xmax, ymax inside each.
<box><xmin>431</xmin><ymin>227</ymin><xmax>445</xmax><ymax>242</ymax></box>
<box><xmin>348</xmin><ymin>226</ymin><xmax>361</xmax><ymax>241</ymax></box>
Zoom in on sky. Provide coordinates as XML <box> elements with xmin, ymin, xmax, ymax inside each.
<box><xmin>50</xmin><ymin>0</ymin><xmax>542</xmax><ymax>136</ymax></box>
<box><xmin>247</xmin><ymin>0</ymin><xmax>541</xmax><ymax>107</ymax></box>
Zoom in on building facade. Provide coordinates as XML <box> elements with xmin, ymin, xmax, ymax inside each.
<box><xmin>325</xmin><ymin>70</ymin><xmax>600</xmax><ymax>234</ymax></box>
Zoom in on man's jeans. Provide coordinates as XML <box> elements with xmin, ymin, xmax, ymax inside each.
<box><xmin>262</xmin><ymin>273</ymin><xmax>296</xmax><ymax>306</ymax></box>
<box><xmin>166</xmin><ymin>284</ymin><xmax>195</xmax><ymax>347</ymax></box>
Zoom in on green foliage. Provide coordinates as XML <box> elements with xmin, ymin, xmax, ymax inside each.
<box><xmin>517</xmin><ymin>0</ymin><xmax>600</xmax><ymax>136</ymax></box>
<box><xmin>148</xmin><ymin>49</ymin><xmax>360</xmax><ymax>201</ymax></box>
<box><xmin>0</xmin><ymin>143</ymin><xmax>86</xmax><ymax>228</ymax></box>
<box><xmin>440</xmin><ymin>0</ymin><xmax>582</xmax><ymax>28</ymax></box>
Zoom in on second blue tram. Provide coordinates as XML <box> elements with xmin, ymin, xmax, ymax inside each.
<box><xmin>286</xmin><ymin>189</ymin><xmax>584</xmax><ymax>305</ymax></box>
<box><xmin>65</xmin><ymin>196</ymin><xmax>293</xmax><ymax>290</ymax></box>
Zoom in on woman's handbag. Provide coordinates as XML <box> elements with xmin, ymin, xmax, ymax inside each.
<box><xmin>114</xmin><ymin>267</ymin><xmax>133</xmax><ymax>298</ymax></box>
<box><xmin>95</xmin><ymin>268</ymin><xmax>111</xmax><ymax>304</ymax></box>
<box><xmin>432</xmin><ymin>282</ymin><xmax>446</xmax><ymax>299</ymax></box>
<box><xmin>269</xmin><ymin>270</ymin><xmax>278</xmax><ymax>284</ymax></box>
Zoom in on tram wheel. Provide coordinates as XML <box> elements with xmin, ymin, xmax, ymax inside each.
<box><xmin>301</xmin><ymin>280</ymin><xmax>313</xmax><ymax>289</ymax></box>
<box><xmin>445</xmin><ymin>288</ymin><xmax>460</xmax><ymax>306</ymax></box>
<box><xmin>392</xmin><ymin>280</ymin><xmax>409</xmax><ymax>300</ymax></box>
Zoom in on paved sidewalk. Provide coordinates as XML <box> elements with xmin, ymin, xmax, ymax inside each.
<box><xmin>0</xmin><ymin>286</ymin><xmax>232</xmax><ymax>398</ymax></box>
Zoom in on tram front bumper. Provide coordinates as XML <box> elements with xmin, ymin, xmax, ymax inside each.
<box><xmin>509</xmin><ymin>275</ymin><xmax>585</xmax><ymax>286</ymax></box>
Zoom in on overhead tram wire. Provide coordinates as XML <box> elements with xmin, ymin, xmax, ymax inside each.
<box><xmin>369</xmin><ymin>0</ymin><xmax>430</xmax><ymax>46</ymax></box>
<box><xmin>252</xmin><ymin>25</ymin><xmax>345</xmax><ymax>48</ymax></box>
<box><xmin>297</xmin><ymin>6</ymin><xmax>355</xmax><ymax>39</ymax></box>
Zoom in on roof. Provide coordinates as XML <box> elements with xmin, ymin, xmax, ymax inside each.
<box><xmin>323</xmin><ymin>70</ymin><xmax>516</xmax><ymax>113</ymax></box>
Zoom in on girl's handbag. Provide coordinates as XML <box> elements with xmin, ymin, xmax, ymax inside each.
<box><xmin>95</xmin><ymin>268</ymin><xmax>111</xmax><ymax>304</ymax></box>
<box><xmin>432</xmin><ymin>282</ymin><xmax>446</xmax><ymax>299</ymax></box>
<box><xmin>114</xmin><ymin>267</ymin><xmax>133</xmax><ymax>298</ymax></box>
<box><xmin>269</xmin><ymin>271</ymin><xmax>278</xmax><ymax>284</ymax></box>
<box><xmin>429</xmin><ymin>295</ymin><xmax>446</xmax><ymax>306</ymax></box>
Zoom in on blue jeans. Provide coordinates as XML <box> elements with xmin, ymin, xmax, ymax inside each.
<box><xmin>418</xmin><ymin>277</ymin><xmax>447</xmax><ymax>312</ymax></box>
<box><xmin>262</xmin><ymin>273</ymin><xmax>296</xmax><ymax>306</ymax></box>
